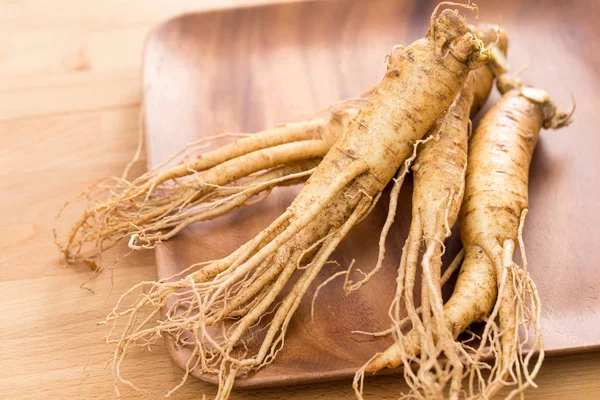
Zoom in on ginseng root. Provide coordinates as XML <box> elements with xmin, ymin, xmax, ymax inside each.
<box><xmin>56</xmin><ymin>103</ymin><xmax>359</xmax><ymax>267</ymax></box>
<box><xmin>363</xmin><ymin>77</ymin><xmax>573</xmax><ymax>399</ymax></box>
<box><xmin>103</xmin><ymin>7</ymin><xmax>488</xmax><ymax>399</ymax></box>
<box><xmin>351</xmin><ymin>25</ymin><xmax>508</xmax><ymax>400</ymax></box>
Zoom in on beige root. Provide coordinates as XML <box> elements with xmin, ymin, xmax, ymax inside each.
<box><xmin>349</xmin><ymin>24</ymin><xmax>508</xmax><ymax>400</ymax></box>
<box><xmin>355</xmin><ymin>76</ymin><xmax>475</xmax><ymax>400</ymax></box>
<box><xmin>56</xmin><ymin>103</ymin><xmax>359</xmax><ymax>268</ymax></box>
<box><xmin>469</xmin><ymin>79</ymin><xmax>572</xmax><ymax>400</ymax></box>
<box><xmin>103</xmin><ymin>8</ymin><xmax>488</xmax><ymax>399</ymax></box>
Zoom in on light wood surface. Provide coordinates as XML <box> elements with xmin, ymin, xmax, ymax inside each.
<box><xmin>1</xmin><ymin>0</ymin><xmax>599</xmax><ymax>399</ymax></box>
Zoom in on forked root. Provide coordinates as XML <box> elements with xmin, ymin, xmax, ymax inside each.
<box><xmin>472</xmin><ymin>210</ymin><xmax>544</xmax><ymax>400</ymax></box>
<box><xmin>343</xmin><ymin>133</ymin><xmax>436</xmax><ymax>293</ymax></box>
<box><xmin>103</xmin><ymin>162</ymin><xmax>374</xmax><ymax>398</ymax></box>
<box><xmin>57</xmin><ymin>103</ymin><xmax>361</xmax><ymax>268</ymax></box>
<box><xmin>355</xmin><ymin>75</ymin><xmax>474</xmax><ymax>399</ymax></box>
<box><xmin>128</xmin><ymin>160</ymin><xmax>320</xmax><ymax>249</ymax></box>
<box><xmin>358</xmin><ymin>230</ymin><xmax>543</xmax><ymax>400</ymax></box>
<box><xmin>352</xmin><ymin>249</ymin><xmax>465</xmax><ymax>400</ymax></box>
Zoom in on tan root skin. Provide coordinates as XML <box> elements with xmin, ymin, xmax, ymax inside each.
<box><xmin>364</xmin><ymin>81</ymin><xmax>572</xmax><ymax>399</ymax></box>
<box><xmin>103</xmin><ymin>8</ymin><xmax>488</xmax><ymax>400</ymax></box>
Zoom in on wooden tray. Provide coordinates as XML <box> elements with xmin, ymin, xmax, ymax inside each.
<box><xmin>142</xmin><ymin>0</ymin><xmax>600</xmax><ymax>389</ymax></box>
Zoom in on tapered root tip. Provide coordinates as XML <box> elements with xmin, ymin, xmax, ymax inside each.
<box><xmin>364</xmin><ymin>356</ymin><xmax>384</xmax><ymax>374</ymax></box>
<box><xmin>364</xmin><ymin>343</ymin><xmax>402</xmax><ymax>373</ymax></box>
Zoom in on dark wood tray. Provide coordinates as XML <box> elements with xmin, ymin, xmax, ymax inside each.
<box><xmin>142</xmin><ymin>0</ymin><xmax>600</xmax><ymax>389</ymax></box>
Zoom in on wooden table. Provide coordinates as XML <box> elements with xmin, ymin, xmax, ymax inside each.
<box><xmin>1</xmin><ymin>1</ymin><xmax>598</xmax><ymax>399</ymax></box>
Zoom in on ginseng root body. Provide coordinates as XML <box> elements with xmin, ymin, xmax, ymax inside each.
<box><xmin>352</xmin><ymin>26</ymin><xmax>507</xmax><ymax>400</ymax></box>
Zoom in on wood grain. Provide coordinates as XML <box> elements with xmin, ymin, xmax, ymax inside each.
<box><xmin>144</xmin><ymin>0</ymin><xmax>600</xmax><ymax>391</ymax></box>
<box><xmin>1</xmin><ymin>0</ymin><xmax>599</xmax><ymax>399</ymax></box>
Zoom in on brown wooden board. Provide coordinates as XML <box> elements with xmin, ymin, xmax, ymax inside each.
<box><xmin>143</xmin><ymin>0</ymin><xmax>600</xmax><ymax>389</ymax></box>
